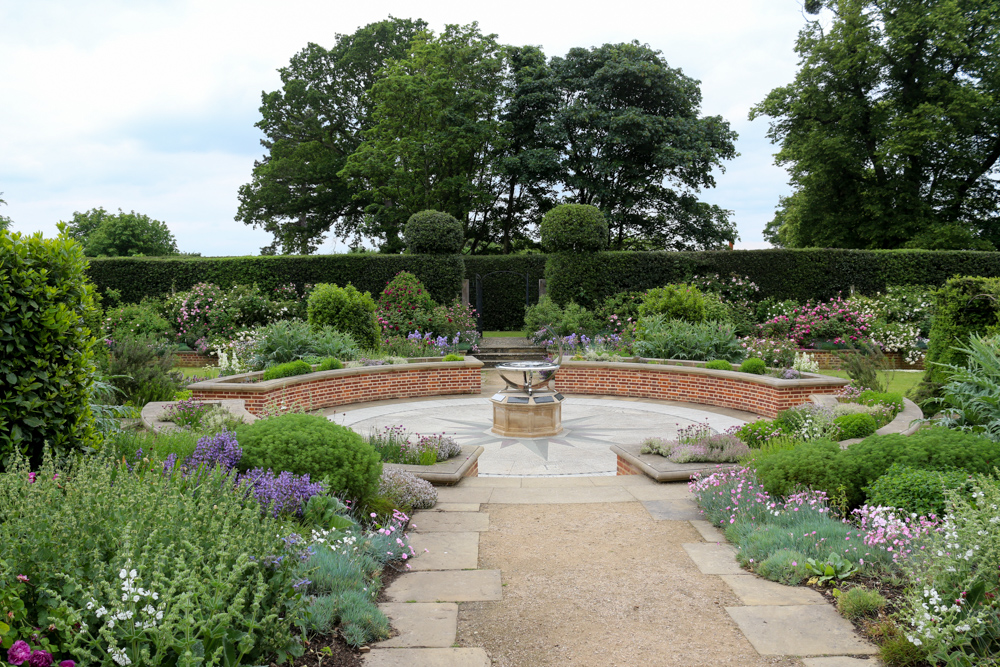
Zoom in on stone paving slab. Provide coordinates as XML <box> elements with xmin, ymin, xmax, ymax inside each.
<box><xmin>801</xmin><ymin>658</ymin><xmax>880</xmax><ymax>667</ymax></box>
<box><xmin>384</xmin><ymin>570</ymin><xmax>502</xmax><ymax>602</ymax></box>
<box><xmin>434</xmin><ymin>487</ymin><xmax>494</xmax><ymax>504</ymax></box>
<box><xmin>461</xmin><ymin>477</ymin><xmax>522</xmax><ymax>487</ymax></box>
<box><xmin>682</xmin><ymin>543</ymin><xmax>746</xmax><ymax>575</ymax></box>
<box><xmin>721</xmin><ymin>575</ymin><xmax>827</xmax><ymax>606</ymax></box>
<box><xmin>412</xmin><ymin>511</ymin><xmax>489</xmax><ymax>532</ymax></box>
<box><xmin>375</xmin><ymin>603</ymin><xmax>458</xmax><ymax>648</ymax></box>
<box><xmin>407</xmin><ymin>532</ymin><xmax>480</xmax><ymax>571</ymax></box>
<box><xmin>725</xmin><ymin>605</ymin><xmax>878</xmax><ymax>656</ymax></box>
<box><xmin>624</xmin><ymin>483</ymin><xmax>693</xmax><ymax>501</ymax></box>
<box><xmin>486</xmin><ymin>486</ymin><xmax>635</xmax><ymax>504</ymax></box>
<box><xmin>362</xmin><ymin>648</ymin><xmax>491</xmax><ymax>666</ymax></box>
<box><xmin>590</xmin><ymin>474</ymin><xmax>656</xmax><ymax>486</ymax></box>
<box><xmin>641</xmin><ymin>498</ymin><xmax>702</xmax><ymax>521</ymax></box>
<box><xmin>431</xmin><ymin>503</ymin><xmax>481</xmax><ymax>512</ymax></box>
<box><xmin>690</xmin><ymin>519</ymin><xmax>727</xmax><ymax>543</ymax></box>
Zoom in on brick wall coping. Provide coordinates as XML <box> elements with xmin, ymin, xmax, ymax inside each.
<box><xmin>559</xmin><ymin>358</ymin><xmax>851</xmax><ymax>390</ymax></box>
<box><xmin>384</xmin><ymin>445</ymin><xmax>484</xmax><ymax>486</ymax></box>
<box><xmin>187</xmin><ymin>355</ymin><xmax>484</xmax><ymax>394</ymax></box>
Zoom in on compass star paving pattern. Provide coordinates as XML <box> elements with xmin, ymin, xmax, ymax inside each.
<box><xmin>330</xmin><ymin>397</ymin><xmax>749</xmax><ymax>476</ymax></box>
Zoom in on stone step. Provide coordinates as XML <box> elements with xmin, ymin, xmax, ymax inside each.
<box><xmin>363</xmin><ymin>648</ymin><xmax>491</xmax><ymax>666</ymax></box>
<box><xmin>478</xmin><ymin>337</ymin><xmax>536</xmax><ymax>348</ymax></box>
<box><xmin>407</xmin><ymin>532</ymin><xmax>480</xmax><ymax>571</ymax></box>
<box><xmin>383</xmin><ymin>570</ymin><xmax>502</xmax><ymax>602</ymax></box>
<box><xmin>376</xmin><ymin>603</ymin><xmax>458</xmax><ymax>648</ymax></box>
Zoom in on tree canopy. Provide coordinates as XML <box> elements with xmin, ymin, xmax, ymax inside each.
<box><xmin>0</xmin><ymin>194</ymin><xmax>11</xmax><ymax>231</ymax></box>
<box><xmin>238</xmin><ymin>19</ymin><xmax>736</xmax><ymax>254</ymax></box>
<box><xmin>752</xmin><ymin>0</ymin><xmax>1000</xmax><ymax>250</ymax></box>
<box><xmin>64</xmin><ymin>208</ymin><xmax>179</xmax><ymax>257</ymax></box>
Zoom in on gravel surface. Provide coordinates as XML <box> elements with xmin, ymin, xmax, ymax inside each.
<box><xmin>457</xmin><ymin>502</ymin><xmax>804</xmax><ymax>667</ymax></box>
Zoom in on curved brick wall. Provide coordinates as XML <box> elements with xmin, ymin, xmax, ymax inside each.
<box><xmin>189</xmin><ymin>357</ymin><xmax>483</xmax><ymax>416</ymax></box>
<box><xmin>553</xmin><ymin>361</ymin><xmax>849</xmax><ymax>418</ymax></box>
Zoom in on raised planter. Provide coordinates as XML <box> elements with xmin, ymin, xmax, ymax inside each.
<box><xmin>554</xmin><ymin>358</ymin><xmax>849</xmax><ymax>419</ymax></box>
<box><xmin>384</xmin><ymin>445</ymin><xmax>484</xmax><ymax>486</ymax></box>
<box><xmin>189</xmin><ymin>356</ymin><xmax>484</xmax><ymax>417</ymax></box>
<box><xmin>141</xmin><ymin>399</ymin><xmax>257</xmax><ymax>432</ymax></box>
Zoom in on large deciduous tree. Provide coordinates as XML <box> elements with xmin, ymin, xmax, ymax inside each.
<box><xmin>752</xmin><ymin>0</ymin><xmax>1000</xmax><ymax>250</ymax></box>
<box><xmin>64</xmin><ymin>208</ymin><xmax>179</xmax><ymax>257</ymax></box>
<box><xmin>547</xmin><ymin>42</ymin><xmax>739</xmax><ymax>251</ymax></box>
<box><xmin>236</xmin><ymin>17</ymin><xmax>427</xmax><ymax>254</ymax></box>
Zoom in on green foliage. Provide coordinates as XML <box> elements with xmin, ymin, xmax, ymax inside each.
<box><xmin>736</xmin><ymin>421</ymin><xmax>788</xmax><ymax>449</ymax></box>
<box><xmin>933</xmin><ymin>334</ymin><xmax>1000</xmax><ymax>441</ymax></box>
<box><xmin>635</xmin><ymin>315</ymin><xmax>744</xmax><ymax>362</ymax></box>
<box><xmin>857</xmin><ymin>390</ymin><xmax>904</xmax><ymax>415</ymax></box>
<box><xmin>523</xmin><ymin>296</ymin><xmax>598</xmax><ymax>338</ymax></box>
<box><xmin>739</xmin><ymin>358</ymin><xmax>767</xmax><ymax>375</ymax></box>
<box><xmin>750</xmin><ymin>0</ymin><xmax>1000</xmax><ymax>250</ymax></box>
<box><xmin>638</xmin><ymin>283</ymin><xmax>706</xmax><ymax>322</ymax></box>
<box><xmin>441</xmin><ymin>353</ymin><xmax>464</xmax><ymax>361</ymax></box>
<box><xmin>236</xmin><ymin>414</ymin><xmax>382</xmax><ymax>502</ymax></box>
<box><xmin>755</xmin><ymin>427</ymin><xmax>1000</xmax><ymax>509</ymax></box>
<box><xmin>307</xmin><ymin>283</ymin><xmax>380</xmax><ymax>350</ymax></box>
<box><xmin>250</xmin><ymin>320</ymin><xmax>359</xmax><ymax>370</ymax></box>
<box><xmin>837</xmin><ymin>586</ymin><xmax>887</xmax><ymax>620</ymax></box>
<box><xmin>705</xmin><ymin>359</ymin><xmax>733</xmax><ymax>371</ymax></box>
<box><xmin>67</xmin><ymin>208</ymin><xmax>180</xmax><ymax>257</ymax></box>
<box><xmin>103</xmin><ymin>299</ymin><xmax>170</xmax><ymax>344</ymax></box>
<box><xmin>836</xmin><ymin>341</ymin><xmax>890</xmax><ymax>392</ymax></box>
<box><xmin>377</xmin><ymin>271</ymin><xmax>437</xmax><ymax>335</ymax></box>
<box><xmin>317</xmin><ymin>357</ymin><xmax>343</xmax><ymax>371</ymax></box>
<box><xmin>404</xmin><ymin>210</ymin><xmax>464</xmax><ymax>254</ymax></box>
<box><xmin>0</xmin><ymin>453</ymin><xmax>306</xmax><ymax>665</ymax></box>
<box><xmin>833</xmin><ymin>413</ymin><xmax>878</xmax><ymax>441</ymax></box>
<box><xmin>804</xmin><ymin>552</ymin><xmax>858</xmax><ymax>585</ymax></box>
<box><xmin>755</xmin><ymin>549</ymin><xmax>809</xmax><ymax>586</ymax></box>
<box><xmin>106</xmin><ymin>338</ymin><xmax>185</xmax><ymax>407</ymax></box>
<box><xmin>539</xmin><ymin>204</ymin><xmax>608</xmax><ymax>253</ymax></box>
<box><xmin>864</xmin><ymin>464</ymin><xmax>974</xmax><ymax>518</ymax></box>
<box><xmin>0</xmin><ymin>229</ymin><xmax>98</xmax><ymax>467</ymax></box>
<box><xmin>260</xmin><ymin>360</ymin><xmax>313</xmax><ymax>381</ymax></box>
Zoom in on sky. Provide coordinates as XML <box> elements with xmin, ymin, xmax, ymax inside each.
<box><xmin>0</xmin><ymin>0</ymin><xmax>812</xmax><ymax>256</ymax></box>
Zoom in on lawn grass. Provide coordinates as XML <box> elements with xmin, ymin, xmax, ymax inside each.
<box><xmin>175</xmin><ymin>366</ymin><xmax>221</xmax><ymax>379</ymax></box>
<box><xmin>482</xmin><ymin>330</ymin><xmax>527</xmax><ymax>338</ymax></box>
<box><xmin>817</xmin><ymin>369</ymin><xmax>922</xmax><ymax>396</ymax></box>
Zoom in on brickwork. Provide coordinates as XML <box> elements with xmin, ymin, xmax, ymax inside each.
<box><xmin>800</xmin><ymin>349</ymin><xmax>922</xmax><ymax>371</ymax></box>
<box><xmin>191</xmin><ymin>366</ymin><xmax>482</xmax><ymax>416</ymax></box>
<box><xmin>616</xmin><ymin>454</ymin><xmax>642</xmax><ymax>476</ymax></box>
<box><xmin>173</xmin><ymin>351</ymin><xmax>217</xmax><ymax>367</ymax></box>
<box><xmin>554</xmin><ymin>364</ymin><xmax>847</xmax><ymax>419</ymax></box>
<box><xmin>463</xmin><ymin>461</ymin><xmax>479</xmax><ymax>478</ymax></box>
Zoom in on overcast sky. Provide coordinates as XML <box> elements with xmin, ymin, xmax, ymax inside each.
<box><xmin>1</xmin><ymin>0</ymin><xmax>812</xmax><ymax>256</ymax></box>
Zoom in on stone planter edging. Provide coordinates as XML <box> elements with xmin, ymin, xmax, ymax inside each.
<box><xmin>140</xmin><ymin>399</ymin><xmax>258</xmax><ymax>432</ymax></box>
<box><xmin>384</xmin><ymin>446</ymin><xmax>484</xmax><ymax>486</ymax></box>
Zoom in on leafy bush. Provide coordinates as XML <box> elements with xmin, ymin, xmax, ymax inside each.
<box><xmin>236</xmin><ymin>414</ymin><xmax>382</xmax><ymax>502</ymax></box>
<box><xmin>0</xmin><ymin>453</ymin><xmax>306</xmax><ymax>666</ymax></box>
<box><xmin>524</xmin><ymin>296</ymin><xmax>598</xmax><ymax>339</ymax></box>
<box><xmin>701</xmin><ymin>291</ymin><xmax>732</xmax><ymax>324</ymax></box>
<box><xmin>705</xmin><ymin>359</ymin><xmax>733</xmax><ymax>371</ymax></box>
<box><xmin>163</xmin><ymin>282</ymin><xmax>238</xmax><ymax>347</ymax></box>
<box><xmin>833</xmin><ymin>413</ymin><xmax>878</xmax><ymax>440</ymax></box>
<box><xmin>261</xmin><ymin>360</ymin><xmax>313</xmax><ymax>381</ymax></box>
<box><xmin>835</xmin><ymin>341</ymin><xmax>890</xmax><ymax>393</ymax></box>
<box><xmin>307</xmin><ymin>283</ymin><xmax>380</xmax><ymax>351</ymax></box>
<box><xmin>539</xmin><ymin>203</ymin><xmax>608</xmax><ymax>253</ymax></box>
<box><xmin>739</xmin><ymin>357</ymin><xmax>767</xmax><ymax>374</ymax></box>
<box><xmin>250</xmin><ymin>320</ymin><xmax>358</xmax><ymax>370</ymax></box>
<box><xmin>403</xmin><ymin>210</ymin><xmax>464</xmax><ymax>254</ymax></box>
<box><xmin>755</xmin><ymin>549</ymin><xmax>809</xmax><ymax>585</ymax></box>
<box><xmin>836</xmin><ymin>586</ymin><xmax>887</xmax><ymax>620</ymax></box>
<box><xmin>442</xmin><ymin>353</ymin><xmax>464</xmax><ymax>361</ymax></box>
<box><xmin>857</xmin><ymin>390</ymin><xmax>904</xmax><ymax>415</ymax></box>
<box><xmin>740</xmin><ymin>337</ymin><xmax>797</xmax><ymax>368</ymax></box>
<box><xmin>378</xmin><ymin>468</ymin><xmax>438</xmax><ymax>510</ymax></box>
<box><xmin>932</xmin><ymin>334</ymin><xmax>1000</xmax><ymax>441</ymax></box>
<box><xmin>638</xmin><ymin>283</ymin><xmax>706</xmax><ymax>322</ymax></box>
<box><xmin>317</xmin><ymin>357</ymin><xmax>343</xmax><ymax>371</ymax></box>
<box><xmin>1</xmin><ymin>229</ymin><xmax>99</xmax><ymax>467</ymax></box>
<box><xmin>107</xmin><ymin>337</ymin><xmax>185</xmax><ymax>407</ymax></box>
<box><xmin>104</xmin><ymin>299</ymin><xmax>171</xmax><ymax>344</ymax></box>
<box><xmin>426</xmin><ymin>299</ymin><xmax>478</xmax><ymax>338</ymax></box>
<box><xmin>634</xmin><ymin>315</ymin><xmax>744</xmax><ymax>362</ymax></box>
<box><xmin>376</xmin><ymin>271</ymin><xmax>437</xmax><ymax>335</ymax></box>
<box><xmin>595</xmin><ymin>291</ymin><xmax>644</xmax><ymax>335</ymax></box>
<box><xmin>774</xmin><ymin>404</ymin><xmax>838</xmax><ymax>441</ymax></box>
<box><xmin>864</xmin><ymin>464</ymin><xmax>974</xmax><ymax>518</ymax></box>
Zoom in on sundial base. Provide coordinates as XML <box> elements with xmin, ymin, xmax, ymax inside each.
<box><xmin>490</xmin><ymin>391</ymin><xmax>565</xmax><ymax>438</ymax></box>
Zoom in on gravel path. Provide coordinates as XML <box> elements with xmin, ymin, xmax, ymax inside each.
<box><xmin>456</xmin><ymin>502</ymin><xmax>804</xmax><ymax>667</ymax></box>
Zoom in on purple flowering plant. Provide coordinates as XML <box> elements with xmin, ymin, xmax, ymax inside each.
<box><xmin>161</xmin><ymin>399</ymin><xmax>212</xmax><ymax>430</ymax></box>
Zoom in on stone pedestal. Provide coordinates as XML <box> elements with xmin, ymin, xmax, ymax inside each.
<box><xmin>489</xmin><ymin>391</ymin><xmax>564</xmax><ymax>437</ymax></box>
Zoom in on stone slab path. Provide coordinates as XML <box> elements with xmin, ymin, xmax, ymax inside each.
<box><xmin>367</xmin><ymin>476</ymin><xmax>882</xmax><ymax>667</ymax></box>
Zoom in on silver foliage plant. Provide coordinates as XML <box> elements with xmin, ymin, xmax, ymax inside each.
<box><xmin>378</xmin><ymin>468</ymin><xmax>437</xmax><ymax>509</ymax></box>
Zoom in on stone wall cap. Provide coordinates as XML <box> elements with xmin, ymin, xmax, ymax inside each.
<box><xmin>560</xmin><ymin>359</ymin><xmax>849</xmax><ymax>388</ymax></box>
<box><xmin>383</xmin><ymin>445</ymin><xmax>484</xmax><ymax>485</ymax></box>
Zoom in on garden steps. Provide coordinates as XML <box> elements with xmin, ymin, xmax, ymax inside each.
<box><xmin>473</xmin><ymin>337</ymin><xmax>547</xmax><ymax>367</ymax></box>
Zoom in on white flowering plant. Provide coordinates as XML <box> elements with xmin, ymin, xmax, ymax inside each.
<box><xmin>900</xmin><ymin>478</ymin><xmax>1000</xmax><ymax>664</ymax></box>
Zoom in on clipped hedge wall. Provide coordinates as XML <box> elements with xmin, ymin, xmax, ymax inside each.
<box><xmin>463</xmin><ymin>255</ymin><xmax>548</xmax><ymax>331</ymax></box>
<box><xmin>86</xmin><ymin>254</ymin><xmax>465</xmax><ymax>307</ymax></box>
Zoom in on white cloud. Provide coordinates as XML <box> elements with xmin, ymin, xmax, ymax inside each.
<box><xmin>0</xmin><ymin>0</ymin><xmax>806</xmax><ymax>254</ymax></box>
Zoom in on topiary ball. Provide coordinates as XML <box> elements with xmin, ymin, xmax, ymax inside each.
<box><xmin>403</xmin><ymin>210</ymin><xmax>464</xmax><ymax>255</ymax></box>
<box><xmin>739</xmin><ymin>358</ymin><xmax>767</xmax><ymax>375</ymax></box>
<box><xmin>705</xmin><ymin>359</ymin><xmax>734</xmax><ymax>371</ymax></box>
<box><xmin>539</xmin><ymin>204</ymin><xmax>608</xmax><ymax>253</ymax></box>
<box><xmin>235</xmin><ymin>414</ymin><xmax>382</xmax><ymax>503</ymax></box>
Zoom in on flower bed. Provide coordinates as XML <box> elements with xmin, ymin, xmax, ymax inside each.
<box><xmin>554</xmin><ymin>358</ymin><xmax>848</xmax><ymax>419</ymax></box>
<box><xmin>189</xmin><ymin>356</ymin><xmax>483</xmax><ymax>416</ymax></box>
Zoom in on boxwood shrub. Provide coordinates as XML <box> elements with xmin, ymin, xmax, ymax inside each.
<box><xmin>833</xmin><ymin>413</ymin><xmax>878</xmax><ymax>441</ymax></box>
<box><xmin>864</xmin><ymin>463</ymin><xmax>975</xmax><ymax>518</ymax></box>
<box><xmin>260</xmin><ymin>360</ymin><xmax>312</xmax><ymax>381</ymax></box>
<box><xmin>307</xmin><ymin>283</ymin><xmax>380</xmax><ymax>351</ymax></box>
<box><xmin>404</xmin><ymin>210</ymin><xmax>464</xmax><ymax>254</ymax></box>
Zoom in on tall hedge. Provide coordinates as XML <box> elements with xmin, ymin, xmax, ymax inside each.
<box><xmin>463</xmin><ymin>255</ymin><xmax>548</xmax><ymax>331</ymax></box>
<box><xmin>1</xmin><ymin>229</ymin><xmax>98</xmax><ymax>467</ymax></box>
<box><xmin>85</xmin><ymin>254</ymin><xmax>465</xmax><ymax>307</ymax></box>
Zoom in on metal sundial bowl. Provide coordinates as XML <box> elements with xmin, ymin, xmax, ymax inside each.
<box><xmin>494</xmin><ymin>360</ymin><xmax>561</xmax><ymax>396</ymax></box>
<box><xmin>490</xmin><ymin>360</ymin><xmax>564</xmax><ymax>437</ymax></box>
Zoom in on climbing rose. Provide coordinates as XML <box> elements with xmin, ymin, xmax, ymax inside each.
<box><xmin>7</xmin><ymin>641</ymin><xmax>31</xmax><ymax>666</ymax></box>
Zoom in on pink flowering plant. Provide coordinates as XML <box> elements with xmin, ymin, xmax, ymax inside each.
<box><xmin>758</xmin><ymin>295</ymin><xmax>874</xmax><ymax>349</ymax></box>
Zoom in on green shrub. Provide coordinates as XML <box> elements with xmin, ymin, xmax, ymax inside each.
<box><xmin>634</xmin><ymin>316</ymin><xmax>744</xmax><ymax>362</ymax></box>
<box><xmin>403</xmin><ymin>210</ymin><xmax>464</xmax><ymax>254</ymax></box>
<box><xmin>261</xmin><ymin>360</ymin><xmax>312</xmax><ymax>381</ymax></box>
<box><xmin>857</xmin><ymin>390</ymin><xmax>904</xmax><ymax>414</ymax></box>
<box><xmin>933</xmin><ymin>334</ymin><xmax>1000</xmax><ymax>441</ymax></box>
<box><xmin>754</xmin><ymin>437</ymin><xmax>847</xmax><ymax>500</ymax></box>
<box><xmin>104</xmin><ymin>299</ymin><xmax>171</xmax><ymax>343</ymax></box>
<box><xmin>426</xmin><ymin>299</ymin><xmax>478</xmax><ymax>338</ymax></box>
<box><xmin>836</xmin><ymin>586</ymin><xmax>887</xmax><ymax>620</ymax></box>
<box><xmin>523</xmin><ymin>296</ymin><xmax>598</xmax><ymax>339</ymax></box>
<box><xmin>107</xmin><ymin>337</ymin><xmax>184</xmax><ymax>407</ymax></box>
<box><xmin>833</xmin><ymin>413</ymin><xmax>878</xmax><ymax>440</ymax></box>
<box><xmin>638</xmin><ymin>283</ymin><xmax>706</xmax><ymax>322</ymax></box>
<box><xmin>539</xmin><ymin>204</ymin><xmax>608</xmax><ymax>253</ymax></box>
<box><xmin>307</xmin><ymin>283</ymin><xmax>380</xmax><ymax>350</ymax></box>
<box><xmin>317</xmin><ymin>357</ymin><xmax>343</xmax><ymax>371</ymax></box>
<box><xmin>441</xmin><ymin>354</ymin><xmax>464</xmax><ymax>361</ymax></box>
<box><xmin>739</xmin><ymin>357</ymin><xmax>767</xmax><ymax>375</ymax></box>
<box><xmin>864</xmin><ymin>463</ymin><xmax>974</xmax><ymax>518</ymax></box>
<box><xmin>705</xmin><ymin>359</ymin><xmax>734</xmax><ymax>371</ymax></box>
<box><xmin>701</xmin><ymin>291</ymin><xmax>732</xmax><ymax>324</ymax></box>
<box><xmin>236</xmin><ymin>414</ymin><xmax>382</xmax><ymax>502</ymax></box>
<box><xmin>755</xmin><ymin>549</ymin><xmax>809</xmax><ymax>585</ymax></box>
<box><xmin>377</xmin><ymin>271</ymin><xmax>437</xmax><ymax>335</ymax></box>
<box><xmin>836</xmin><ymin>341</ymin><xmax>890</xmax><ymax>393</ymax></box>
<box><xmin>251</xmin><ymin>320</ymin><xmax>358</xmax><ymax>370</ymax></box>
<box><xmin>163</xmin><ymin>282</ymin><xmax>241</xmax><ymax>347</ymax></box>
<box><xmin>595</xmin><ymin>291</ymin><xmax>644</xmax><ymax>333</ymax></box>
<box><xmin>0</xmin><ymin>229</ymin><xmax>99</xmax><ymax>466</ymax></box>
